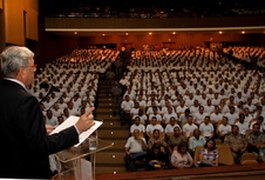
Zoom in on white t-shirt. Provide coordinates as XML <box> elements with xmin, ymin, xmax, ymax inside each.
<box><xmin>199</xmin><ymin>123</ymin><xmax>214</xmax><ymax>138</ymax></box>
<box><xmin>130</xmin><ymin>124</ymin><xmax>146</xmax><ymax>134</ymax></box>
<box><xmin>146</xmin><ymin>124</ymin><xmax>164</xmax><ymax>134</ymax></box>
<box><xmin>182</xmin><ymin>123</ymin><xmax>198</xmax><ymax>138</ymax></box>
<box><xmin>125</xmin><ymin>136</ymin><xmax>147</xmax><ymax>153</ymax></box>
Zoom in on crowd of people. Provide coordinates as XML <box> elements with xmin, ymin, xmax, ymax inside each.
<box><xmin>224</xmin><ymin>46</ymin><xmax>265</xmax><ymax>68</ymax></box>
<box><xmin>46</xmin><ymin>0</ymin><xmax>265</xmax><ymax>18</ymax></box>
<box><xmin>28</xmin><ymin>48</ymin><xmax>120</xmax><ymax>128</ymax></box>
<box><xmin>121</xmin><ymin>47</ymin><xmax>265</xmax><ymax>171</ymax></box>
<box><xmin>27</xmin><ymin>46</ymin><xmax>265</xmax><ymax>172</ymax></box>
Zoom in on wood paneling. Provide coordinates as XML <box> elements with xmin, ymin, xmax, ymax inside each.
<box><xmin>4</xmin><ymin>0</ymin><xmax>38</xmax><ymax>45</ymax></box>
<box><xmin>4</xmin><ymin>0</ymin><xmax>25</xmax><ymax>45</ymax></box>
<box><xmin>26</xmin><ymin>9</ymin><xmax>38</xmax><ymax>41</ymax></box>
<box><xmin>0</xmin><ymin>0</ymin><xmax>3</xmax><ymax>10</ymax></box>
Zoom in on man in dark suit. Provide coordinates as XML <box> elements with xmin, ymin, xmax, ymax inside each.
<box><xmin>0</xmin><ymin>46</ymin><xmax>95</xmax><ymax>179</ymax></box>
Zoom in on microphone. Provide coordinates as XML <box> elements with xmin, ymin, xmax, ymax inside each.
<box><xmin>39</xmin><ymin>81</ymin><xmax>60</xmax><ymax>103</ymax></box>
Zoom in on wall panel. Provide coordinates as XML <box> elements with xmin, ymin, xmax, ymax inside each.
<box><xmin>26</xmin><ymin>9</ymin><xmax>38</xmax><ymax>40</ymax></box>
<box><xmin>4</xmin><ymin>0</ymin><xmax>24</xmax><ymax>45</ymax></box>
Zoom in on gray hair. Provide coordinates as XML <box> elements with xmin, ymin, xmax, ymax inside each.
<box><xmin>0</xmin><ymin>46</ymin><xmax>34</xmax><ymax>78</ymax></box>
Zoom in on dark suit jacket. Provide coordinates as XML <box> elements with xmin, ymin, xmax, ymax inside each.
<box><xmin>0</xmin><ymin>79</ymin><xmax>79</xmax><ymax>179</ymax></box>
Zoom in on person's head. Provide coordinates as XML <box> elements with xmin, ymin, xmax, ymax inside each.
<box><xmin>134</xmin><ymin>116</ymin><xmax>141</xmax><ymax>125</ymax></box>
<box><xmin>184</xmin><ymin>108</ymin><xmax>190</xmax><ymax>116</ymax></box>
<box><xmin>229</xmin><ymin>106</ymin><xmax>235</xmax><ymax>113</ymax></box>
<box><xmin>222</xmin><ymin>116</ymin><xmax>228</xmax><ymax>125</ymax></box>
<box><xmin>57</xmin><ymin>116</ymin><xmax>64</xmax><ymax>124</ymax></box>
<box><xmin>153</xmin><ymin>129</ymin><xmax>160</xmax><ymax>139</ymax></box>
<box><xmin>173</xmin><ymin>126</ymin><xmax>181</xmax><ymax>136</ymax></box>
<box><xmin>132</xmin><ymin>129</ymin><xmax>141</xmax><ymax>137</ymax></box>
<box><xmin>187</xmin><ymin>115</ymin><xmax>194</xmax><ymax>124</ymax></box>
<box><xmin>207</xmin><ymin>99</ymin><xmax>212</xmax><ymax>106</ymax></box>
<box><xmin>0</xmin><ymin>46</ymin><xmax>36</xmax><ymax>87</ymax></box>
<box><xmin>205</xmin><ymin>139</ymin><xmax>216</xmax><ymax>151</ymax></box>
<box><xmin>204</xmin><ymin>116</ymin><xmax>211</xmax><ymax>124</ymax></box>
<box><xmin>239</xmin><ymin>113</ymin><xmax>245</xmax><ymax>123</ymax></box>
<box><xmin>169</xmin><ymin>116</ymin><xmax>176</xmax><ymax>125</ymax></box>
<box><xmin>63</xmin><ymin>108</ymin><xmax>69</xmax><ymax>117</ymax></box>
<box><xmin>53</xmin><ymin>103</ymin><xmax>59</xmax><ymax>110</ymax></box>
<box><xmin>167</xmin><ymin>106</ymin><xmax>173</xmax><ymax>113</ymax></box>
<box><xmin>193</xmin><ymin>99</ymin><xmax>199</xmax><ymax>106</ymax></box>
<box><xmin>199</xmin><ymin>106</ymin><xmax>204</xmax><ymax>113</ymax></box>
<box><xmin>46</xmin><ymin>109</ymin><xmax>53</xmax><ymax>119</ymax></box>
<box><xmin>150</xmin><ymin>116</ymin><xmax>157</xmax><ymax>125</ymax></box>
<box><xmin>67</xmin><ymin>101</ymin><xmax>74</xmax><ymax>109</ymax></box>
<box><xmin>177</xmin><ymin>142</ymin><xmax>188</xmax><ymax>154</ymax></box>
<box><xmin>252</xmin><ymin>123</ymin><xmax>261</xmax><ymax>134</ymax></box>
<box><xmin>193</xmin><ymin>128</ymin><xmax>201</xmax><ymax>138</ymax></box>
<box><xmin>257</xmin><ymin>116</ymin><xmax>264</xmax><ymax>124</ymax></box>
<box><xmin>138</xmin><ymin>108</ymin><xmax>144</xmax><ymax>115</ymax></box>
<box><xmin>231</xmin><ymin>125</ymin><xmax>239</xmax><ymax>135</ymax></box>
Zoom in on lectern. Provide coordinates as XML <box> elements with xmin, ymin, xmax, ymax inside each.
<box><xmin>54</xmin><ymin>137</ymin><xmax>113</xmax><ymax>180</ymax></box>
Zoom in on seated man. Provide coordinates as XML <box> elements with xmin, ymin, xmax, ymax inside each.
<box><xmin>124</xmin><ymin>129</ymin><xmax>148</xmax><ymax>171</ymax></box>
<box><xmin>188</xmin><ymin>129</ymin><xmax>206</xmax><ymax>157</ymax></box>
<box><xmin>224</xmin><ymin>125</ymin><xmax>248</xmax><ymax>164</ymax></box>
<box><xmin>247</xmin><ymin>123</ymin><xmax>265</xmax><ymax>162</ymax></box>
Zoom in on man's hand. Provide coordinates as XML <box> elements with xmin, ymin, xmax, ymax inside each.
<box><xmin>45</xmin><ymin>124</ymin><xmax>54</xmax><ymax>135</ymax></box>
<box><xmin>75</xmin><ymin>107</ymin><xmax>95</xmax><ymax>133</ymax></box>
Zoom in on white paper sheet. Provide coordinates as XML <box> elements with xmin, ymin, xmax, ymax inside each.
<box><xmin>51</xmin><ymin>115</ymin><xmax>102</xmax><ymax>147</ymax></box>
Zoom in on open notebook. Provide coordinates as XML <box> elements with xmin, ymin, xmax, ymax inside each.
<box><xmin>51</xmin><ymin>115</ymin><xmax>103</xmax><ymax>147</ymax></box>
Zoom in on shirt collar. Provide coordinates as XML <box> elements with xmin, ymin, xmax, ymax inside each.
<box><xmin>4</xmin><ymin>77</ymin><xmax>27</xmax><ymax>90</ymax></box>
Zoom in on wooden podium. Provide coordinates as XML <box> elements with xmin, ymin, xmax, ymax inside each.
<box><xmin>53</xmin><ymin>137</ymin><xmax>113</xmax><ymax>180</ymax></box>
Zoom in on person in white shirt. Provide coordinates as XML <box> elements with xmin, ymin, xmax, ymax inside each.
<box><xmin>225</xmin><ymin>106</ymin><xmax>239</xmax><ymax>125</ymax></box>
<box><xmin>210</xmin><ymin>106</ymin><xmax>223</xmax><ymax>125</ymax></box>
<box><xmin>130</xmin><ymin>101</ymin><xmax>140</xmax><ymax>117</ymax></box>
<box><xmin>190</xmin><ymin>99</ymin><xmax>200</xmax><ymax>116</ymax></box>
<box><xmin>194</xmin><ymin>106</ymin><xmax>208</xmax><ymax>126</ymax></box>
<box><xmin>136</xmin><ymin>95</ymin><xmax>147</xmax><ymax>110</ymax></box>
<box><xmin>249</xmin><ymin>116</ymin><xmax>265</xmax><ymax>132</ymax></box>
<box><xmin>50</xmin><ymin>103</ymin><xmax>62</xmax><ymax>118</ymax></box>
<box><xmin>179</xmin><ymin>109</ymin><xmax>191</xmax><ymax>126</ymax></box>
<box><xmin>176</xmin><ymin>100</ymin><xmax>188</xmax><ymax>116</ymax></box>
<box><xmin>148</xmin><ymin>106</ymin><xmax>163</xmax><ymax>124</ymax></box>
<box><xmin>188</xmin><ymin>129</ymin><xmax>206</xmax><ymax>156</ymax></box>
<box><xmin>243</xmin><ymin>107</ymin><xmax>254</xmax><ymax>124</ymax></box>
<box><xmin>185</xmin><ymin>93</ymin><xmax>195</xmax><ymax>108</ymax></box>
<box><xmin>45</xmin><ymin>109</ymin><xmax>59</xmax><ymax>128</ymax></box>
<box><xmin>204</xmin><ymin>99</ymin><xmax>215</xmax><ymax>115</ymax></box>
<box><xmin>235</xmin><ymin>113</ymin><xmax>249</xmax><ymax>135</ymax></box>
<box><xmin>212</xmin><ymin>93</ymin><xmax>221</xmax><ymax>106</ymax></box>
<box><xmin>121</xmin><ymin>95</ymin><xmax>135</xmax><ymax>125</ymax></box>
<box><xmin>162</xmin><ymin>106</ymin><xmax>178</xmax><ymax>126</ymax></box>
<box><xmin>146</xmin><ymin>116</ymin><xmax>164</xmax><ymax>139</ymax></box>
<box><xmin>130</xmin><ymin>116</ymin><xmax>146</xmax><ymax>135</ymax></box>
<box><xmin>164</xmin><ymin>117</ymin><xmax>182</xmax><ymax>137</ymax></box>
<box><xmin>160</xmin><ymin>94</ymin><xmax>173</xmax><ymax>107</ymax></box>
<box><xmin>217</xmin><ymin>116</ymin><xmax>231</xmax><ymax>142</ymax></box>
<box><xmin>124</xmin><ymin>129</ymin><xmax>148</xmax><ymax>171</ymax></box>
<box><xmin>182</xmin><ymin>115</ymin><xmax>198</xmax><ymax>138</ymax></box>
<box><xmin>199</xmin><ymin>116</ymin><xmax>214</xmax><ymax>140</ymax></box>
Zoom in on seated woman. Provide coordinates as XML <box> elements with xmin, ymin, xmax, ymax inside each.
<box><xmin>197</xmin><ymin>139</ymin><xmax>219</xmax><ymax>167</ymax></box>
<box><xmin>170</xmin><ymin>142</ymin><xmax>193</xmax><ymax>168</ymax></box>
<box><xmin>146</xmin><ymin>143</ymin><xmax>169</xmax><ymax>170</ymax></box>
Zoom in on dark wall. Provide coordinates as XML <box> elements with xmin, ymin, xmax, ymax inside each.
<box><xmin>38</xmin><ymin>32</ymin><xmax>80</xmax><ymax>67</ymax></box>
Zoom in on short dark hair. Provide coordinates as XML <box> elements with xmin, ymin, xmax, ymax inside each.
<box><xmin>204</xmin><ymin>139</ymin><xmax>216</xmax><ymax>150</ymax></box>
